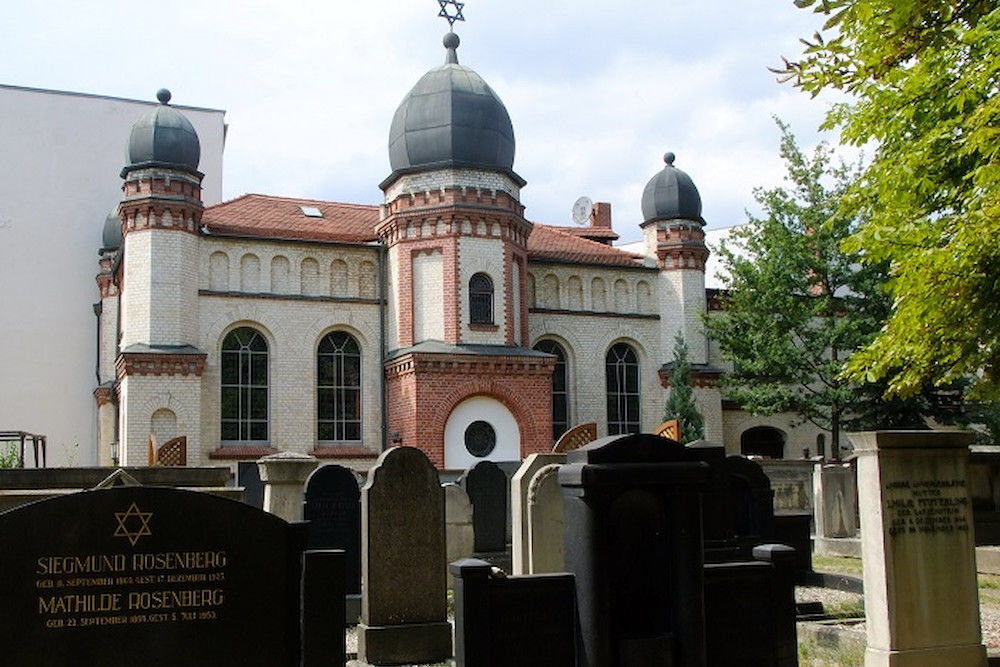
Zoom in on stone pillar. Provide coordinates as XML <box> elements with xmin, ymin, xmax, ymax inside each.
<box><xmin>851</xmin><ymin>430</ymin><xmax>987</xmax><ymax>667</ymax></box>
<box><xmin>258</xmin><ymin>451</ymin><xmax>319</xmax><ymax>523</ymax></box>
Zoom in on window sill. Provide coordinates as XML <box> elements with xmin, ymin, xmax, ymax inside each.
<box><xmin>209</xmin><ymin>445</ymin><xmax>277</xmax><ymax>460</ymax></box>
<box><xmin>468</xmin><ymin>323</ymin><xmax>499</xmax><ymax>332</ymax></box>
<box><xmin>312</xmin><ymin>444</ymin><xmax>378</xmax><ymax>459</ymax></box>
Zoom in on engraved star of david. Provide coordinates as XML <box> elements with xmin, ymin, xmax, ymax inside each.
<box><xmin>113</xmin><ymin>502</ymin><xmax>153</xmax><ymax>546</ymax></box>
<box><xmin>437</xmin><ymin>0</ymin><xmax>465</xmax><ymax>27</ymax></box>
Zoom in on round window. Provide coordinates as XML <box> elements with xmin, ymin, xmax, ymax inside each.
<box><xmin>464</xmin><ymin>420</ymin><xmax>497</xmax><ymax>458</ymax></box>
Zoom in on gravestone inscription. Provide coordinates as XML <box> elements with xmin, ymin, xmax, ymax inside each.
<box><xmin>0</xmin><ymin>485</ymin><xmax>307</xmax><ymax>667</ymax></box>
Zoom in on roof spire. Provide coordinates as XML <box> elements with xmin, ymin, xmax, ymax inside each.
<box><xmin>444</xmin><ymin>32</ymin><xmax>460</xmax><ymax>64</ymax></box>
<box><xmin>437</xmin><ymin>0</ymin><xmax>465</xmax><ymax>28</ymax></box>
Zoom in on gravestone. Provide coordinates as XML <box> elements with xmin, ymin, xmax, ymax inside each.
<box><xmin>0</xmin><ymin>484</ymin><xmax>341</xmax><ymax>667</ymax></box>
<box><xmin>444</xmin><ymin>483</ymin><xmax>474</xmax><ymax>587</ymax></box>
<box><xmin>560</xmin><ymin>433</ymin><xmax>711</xmax><ymax>667</ymax></box>
<box><xmin>237</xmin><ymin>461</ymin><xmax>264</xmax><ymax>509</ymax></box>
<box><xmin>511</xmin><ymin>453</ymin><xmax>565</xmax><ymax>574</ymax></box>
<box><xmin>303</xmin><ymin>464</ymin><xmax>361</xmax><ymax>622</ymax></box>
<box><xmin>685</xmin><ymin>441</ymin><xmax>740</xmax><ymax>563</ymax></box>
<box><xmin>459</xmin><ymin>460</ymin><xmax>508</xmax><ymax>555</ymax></box>
<box><xmin>451</xmin><ymin>558</ymin><xmax>576</xmax><ymax>667</ymax></box>
<box><xmin>526</xmin><ymin>464</ymin><xmax>565</xmax><ymax>574</ymax></box>
<box><xmin>813</xmin><ymin>461</ymin><xmax>858</xmax><ymax>539</ymax></box>
<box><xmin>851</xmin><ymin>430</ymin><xmax>988</xmax><ymax>666</ymax></box>
<box><xmin>358</xmin><ymin>446</ymin><xmax>451</xmax><ymax>665</ymax></box>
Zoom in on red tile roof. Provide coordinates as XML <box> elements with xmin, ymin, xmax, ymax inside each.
<box><xmin>527</xmin><ymin>224</ymin><xmax>644</xmax><ymax>268</ymax></box>
<box><xmin>202</xmin><ymin>194</ymin><xmax>380</xmax><ymax>243</ymax></box>
<box><xmin>201</xmin><ymin>194</ymin><xmax>644</xmax><ymax>267</ymax></box>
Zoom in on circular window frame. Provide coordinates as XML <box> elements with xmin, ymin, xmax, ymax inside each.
<box><xmin>464</xmin><ymin>420</ymin><xmax>497</xmax><ymax>458</ymax></box>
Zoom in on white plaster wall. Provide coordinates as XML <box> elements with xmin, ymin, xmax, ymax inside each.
<box><xmin>443</xmin><ymin>396</ymin><xmax>520</xmax><ymax>469</ymax></box>
<box><xmin>459</xmin><ymin>236</ymin><xmax>506</xmax><ymax>345</ymax></box>
<box><xmin>412</xmin><ymin>249</ymin><xmax>444</xmax><ymax>343</ymax></box>
<box><xmin>0</xmin><ymin>85</ymin><xmax>224</xmax><ymax>465</ymax></box>
<box><xmin>695</xmin><ymin>386</ymin><xmax>724</xmax><ymax>443</ymax></box>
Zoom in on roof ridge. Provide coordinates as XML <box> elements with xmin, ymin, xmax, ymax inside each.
<box><xmin>236</xmin><ymin>193</ymin><xmax>381</xmax><ymax>209</ymax></box>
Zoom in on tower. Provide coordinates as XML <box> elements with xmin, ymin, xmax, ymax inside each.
<box><xmin>115</xmin><ymin>89</ymin><xmax>206</xmax><ymax>464</ymax></box>
<box><xmin>378</xmin><ymin>34</ymin><xmax>554</xmax><ymax>468</ymax></box>
<box><xmin>641</xmin><ymin>153</ymin><xmax>723</xmax><ymax>441</ymax></box>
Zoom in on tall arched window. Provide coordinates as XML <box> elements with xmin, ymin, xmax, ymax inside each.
<box><xmin>318</xmin><ymin>331</ymin><xmax>362</xmax><ymax>441</ymax></box>
<box><xmin>221</xmin><ymin>327</ymin><xmax>268</xmax><ymax>442</ymax></box>
<box><xmin>470</xmin><ymin>272</ymin><xmax>494</xmax><ymax>324</ymax></box>
<box><xmin>534</xmin><ymin>340</ymin><xmax>569</xmax><ymax>442</ymax></box>
<box><xmin>606</xmin><ymin>342</ymin><xmax>640</xmax><ymax>435</ymax></box>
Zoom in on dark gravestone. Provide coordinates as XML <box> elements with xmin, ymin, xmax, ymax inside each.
<box><xmin>685</xmin><ymin>441</ymin><xmax>740</xmax><ymax>563</ymax></box>
<box><xmin>459</xmin><ymin>460</ymin><xmax>508</xmax><ymax>554</ymax></box>
<box><xmin>237</xmin><ymin>461</ymin><xmax>264</xmax><ymax>509</ymax></box>
<box><xmin>303</xmin><ymin>464</ymin><xmax>361</xmax><ymax>622</ymax></box>
<box><xmin>358</xmin><ymin>446</ymin><xmax>451</xmax><ymax>665</ymax></box>
<box><xmin>0</xmin><ymin>485</ymin><xmax>315</xmax><ymax>667</ymax></box>
<box><xmin>560</xmin><ymin>433</ymin><xmax>712</xmax><ymax>667</ymax></box>
<box><xmin>451</xmin><ymin>558</ymin><xmax>576</xmax><ymax>667</ymax></box>
<box><xmin>724</xmin><ymin>454</ymin><xmax>776</xmax><ymax>549</ymax></box>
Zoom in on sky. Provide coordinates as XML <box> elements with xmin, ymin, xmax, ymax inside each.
<box><xmin>1</xmin><ymin>0</ymin><xmax>847</xmax><ymax>244</ymax></box>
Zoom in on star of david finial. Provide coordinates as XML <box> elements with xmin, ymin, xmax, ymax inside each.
<box><xmin>437</xmin><ymin>0</ymin><xmax>465</xmax><ymax>28</ymax></box>
<box><xmin>114</xmin><ymin>502</ymin><xmax>153</xmax><ymax>547</ymax></box>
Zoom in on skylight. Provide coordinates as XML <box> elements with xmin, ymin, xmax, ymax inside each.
<box><xmin>300</xmin><ymin>206</ymin><xmax>323</xmax><ymax>218</ymax></box>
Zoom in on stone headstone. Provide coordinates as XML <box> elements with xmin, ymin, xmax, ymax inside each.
<box><xmin>459</xmin><ymin>460</ymin><xmax>508</xmax><ymax>554</ymax></box>
<box><xmin>358</xmin><ymin>446</ymin><xmax>451</xmax><ymax>664</ymax></box>
<box><xmin>511</xmin><ymin>453</ymin><xmax>565</xmax><ymax>574</ymax></box>
<box><xmin>258</xmin><ymin>451</ymin><xmax>319</xmax><ymax>522</ymax></box>
<box><xmin>527</xmin><ymin>464</ymin><xmax>565</xmax><ymax>574</ymax></box>
<box><xmin>0</xmin><ymin>485</ymin><xmax>325</xmax><ymax>667</ymax></box>
<box><xmin>451</xmin><ymin>558</ymin><xmax>577</xmax><ymax>667</ymax></box>
<box><xmin>851</xmin><ymin>430</ymin><xmax>987</xmax><ymax>666</ymax></box>
<box><xmin>303</xmin><ymin>464</ymin><xmax>361</xmax><ymax>622</ymax></box>
<box><xmin>813</xmin><ymin>461</ymin><xmax>858</xmax><ymax>538</ymax></box>
<box><xmin>444</xmin><ymin>483</ymin><xmax>474</xmax><ymax>587</ymax></box>
<box><xmin>560</xmin><ymin>433</ymin><xmax>712</xmax><ymax>666</ymax></box>
<box><xmin>237</xmin><ymin>461</ymin><xmax>264</xmax><ymax>509</ymax></box>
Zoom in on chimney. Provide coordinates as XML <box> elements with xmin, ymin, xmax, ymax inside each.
<box><xmin>590</xmin><ymin>202</ymin><xmax>612</xmax><ymax>229</ymax></box>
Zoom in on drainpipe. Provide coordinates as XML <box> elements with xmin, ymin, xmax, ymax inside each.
<box><xmin>377</xmin><ymin>239</ymin><xmax>388</xmax><ymax>452</ymax></box>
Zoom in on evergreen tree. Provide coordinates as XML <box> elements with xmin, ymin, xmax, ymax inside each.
<box><xmin>663</xmin><ymin>332</ymin><xmax>705</xmax><ymax>444</ymax></box>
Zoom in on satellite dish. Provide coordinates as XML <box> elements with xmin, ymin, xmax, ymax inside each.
<box><xmin>571</xmin><ymin>196</ymin><xmax>593</xmax><ymax>226</ymax></box>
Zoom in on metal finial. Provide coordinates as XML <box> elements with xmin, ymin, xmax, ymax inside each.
<box><xmin>156</xmin><ymin>88</ymin><xmax>172</xmax><ymax>105</ymax></box>
<box><xmin>437</xmin><ymin>0</ymin><xmax>465</xmax><ymax>28</ymax></box>
<box><xmin>664</xmin><ymin>152</ymin><xmax>676</xmax><ymax>166</ymax></box>
<box><xmin>444</xmin><ymin>32</ymin><xmax>460</xmax><ymax>64</ymax></box>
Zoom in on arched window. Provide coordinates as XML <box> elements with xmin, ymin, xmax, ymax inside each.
<box><xmin>606</xmin><ymin>343</ymin><xmax>640</xmax><ymax>435</ymax></box>
<box><xmin>534</xmin><ymin>340</ymin><xmax>569</xmax><ymax>442</ymax></box>
<box><xmin>318</xmin><ymin>331</ymin><xmax>362</xmax><ymax>441</ymax></box>
<box><xmin>741</xmin><ymin>426</ymin><xmax>785</xmax><ymax>459</ymax></box>
<box><xmin>221</xmin><ymin>327</ymin><xmax>268</xmax><ymax>442</ymax></box>
<box><xmin>469</xmin><ymin>272</ymin><xmax>494</xmax><ymax>324</ymax></box>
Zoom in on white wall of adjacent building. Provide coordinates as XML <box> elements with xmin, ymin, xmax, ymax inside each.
<box><xmin>0</xmin><ymin>84</ymin><xmax>225</xmax><ymax>466</ymax></box>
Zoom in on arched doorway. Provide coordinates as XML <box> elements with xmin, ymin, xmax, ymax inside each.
<box><xmin>740</xmin><ymin>426</ymin><xmax>785</xmax><ymax>459</ymax></box>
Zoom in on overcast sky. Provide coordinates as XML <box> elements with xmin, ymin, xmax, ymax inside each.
<box><xmin>2</xmin><ymin>0</ymin><xmax>845</xmax><ymax>243</ymax></box>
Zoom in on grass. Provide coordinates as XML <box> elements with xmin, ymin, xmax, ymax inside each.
<box><xmin>798</xmin><ymin>634</ymin><xmax>865</xmax><ymax>667</ymax></box>
<box><xmin>811</xmin><ymin>553</ymin><xmax>863</xmax><ymax>576</ymax></box>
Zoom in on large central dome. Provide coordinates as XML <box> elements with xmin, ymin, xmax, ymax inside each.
<box><xmin>388</xmin><ymin>33</ymin><xmax>515</xmax><ymax>176</ymax></box>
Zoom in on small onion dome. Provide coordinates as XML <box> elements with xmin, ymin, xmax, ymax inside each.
<box><xmin>641</xmin><ymin>152</ymin><xmax>703</xmax><ymax>224</ymax></box>
<box><xmin>102</xmin><ymin>206</ymin><xmax>122</xmax><ymax>251</ymax></box>
<box><xmin>123</xmin><ymin>89</ymin><xmax>201</xmax><ymax>175</ymax></box>
<box><xmin>386</xmin><ymin>33</ymin><xmax>520</xmax><ymax>183</ymax></box>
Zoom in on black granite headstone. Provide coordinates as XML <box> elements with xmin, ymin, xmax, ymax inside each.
<box><xmin>451</xmin><ymin>558</ymin><xmax>576</xmax><ymax>667</ymax></box>
<box><xmin>0</xmin><ymin>485</ymin><xmax>309</xmax><ymax>667</ymax></box>
<box><xmin>459</xmin><ymin>460</ymin><xmax>508</xmax><ymax>553</ymax></box>
<box><xmin>560</xmin><ymin>433</ymin><xmax>711</xmax><ymax>667</ymax></box>
<box><xmin>237</xmin><ymin>461</ymin><xmax>264</xmax><ymax>509</ymax></box>
<box><xmin>303</xmin><ymin>464</ymin><xmax>361</xmax><ymax>622</ymax></box>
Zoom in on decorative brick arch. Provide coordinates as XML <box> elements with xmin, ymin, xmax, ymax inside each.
<box><xmin>429</xmin><ymin>379</ymin><xmax>542</xmax><ymax>459</ymax></box>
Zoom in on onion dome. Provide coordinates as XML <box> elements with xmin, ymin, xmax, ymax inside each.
<box><xmin>387</xmin><ymin>33</ymin><xmax>518</xmax><ymax>181</ymax></box>
<box><xmin>102</xmin><ymin>206</ymin><xmax>122</xmax><ymax>251</ymax></box>
<box><xmin>641</xmin><ymin>152</ymin><xmax>703</xmax><ymax>224</ymax></box>
<box><xmin>123</xmin><ymin>89</ymin><xmax>201</xmax><ymax>175</ymax></box>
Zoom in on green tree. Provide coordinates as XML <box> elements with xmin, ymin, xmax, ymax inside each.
<box><xmin>776</xmin><ymin>1</ymin><xmax>1000</xmax><ymax>399</ymax></box>
<box><xmin>663</xmin><ymin>332</ymin><xmax>705</xmax><ymax>444</ymax></box>
<box><xmin>704</xmin><ymin>121</ymin><xmax>938</xmax><ymax>457</ymax></box>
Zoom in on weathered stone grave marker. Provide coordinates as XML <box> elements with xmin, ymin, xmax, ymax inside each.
<box><xmin>852</xmin><ymin>430</ymin><xmax>988</xmax><ymax>667</ymax></box>
<box><xmin>358</xmin><ymin>446</ymin><xmax>451</xmax><ymax>665</ymax></box>
<box><xmin>444</xmin><ymin>482</ymin><xmax>474</xmax><ymax>586</ymax></box>
<box><xmin>526</xmin><ymin>463</ymin><xmax>565</xmax><ymax>574</ymax></box>
<box><xmin>303</xmin><ymin>463</ymin><xmax>361</xmax><ymax>622</ymax></box>
<box><xmin>511</xmin><ymin>453</ymin><xmax>564</xmax><ymax>575</ymax></box>
<box><xmin>0</xmin><ymin>484</ymin><xmax>342</xmax><ymax>667</ymax></box>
